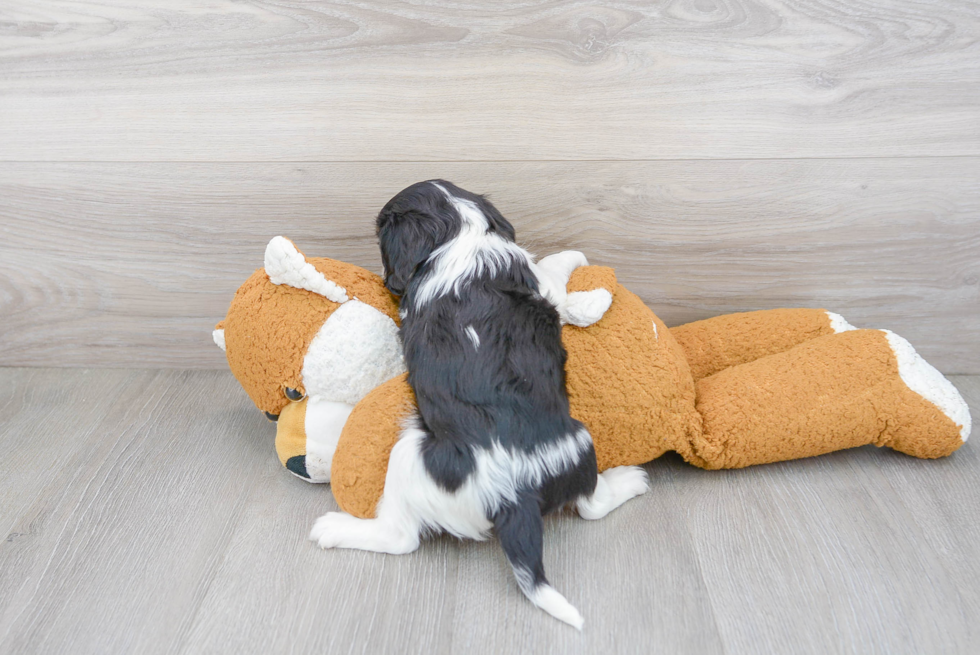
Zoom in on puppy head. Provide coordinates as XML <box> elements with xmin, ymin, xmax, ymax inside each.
<box><xmin>376</xmin><ymin>180</ymin><xmax>516</xmax><ymax>296</ymax></box>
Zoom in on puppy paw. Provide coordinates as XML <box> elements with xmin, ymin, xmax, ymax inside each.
<box><xmin>309</xmin><ymin>512</ymin><xmax>347</xmax><ymax>549</ymax></box>
<box><xmin>602</xmin><ymin>465</ymin><xmax>650</xmax><ymax>502</ymax></box>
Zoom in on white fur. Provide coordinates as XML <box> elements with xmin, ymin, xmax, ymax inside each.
<box><xmin>827</xmin><ymin>311</ymin><xmax>857</xmax><ymax>333</ymax></box>
<box><xmin>536</xmin><ymin>250</ymin><xmax>589</xmax><ymax>285</ymax></box>
<box><xmin>576</xmin><ymin>466</ymin><xmax>650</xmax><ymax>520</ymax></box>
<box><xmin>562</xmin><ymin>289</ymin><xmax>613</xmax><ymax>327</ymax></box>
<box><xmin>651</xmin><ymin>321</ymin><xmax>659</xmax><ymax>340</ymax></box>
<box><xmin>413</xmin><ymin>184</ymin><xmax>530</xmax><ymax>309</ymax></box>
<box><xmin>301</xmin><ymin>299</ymin><xmax>406</xmax><ymax>405</ymax></box>
<box><xmin>529</xmin><ymin>584</ymin><xmax>585</xmax><ymax>630</ymax></box>
<box><xmin>264</xmin><ymin>236</ymin><xmax>349</xmax><ymax>304</ymax></box>
<box><xmin>302</xmin><ymin>399</ymin><xmax>355</xmax><ymax>483</ymax></box>
<box><xmin>883</xmin><ymin>331</ymin><xmax>971</xmax><ymax>441</ymax></box>
<box><xmin>310</xmin><ymin>421</ymin><xmax>645</xmax><ymax>628</ymax></box>
<box><xmin>532</xmin><ymin>250</ymin><xmax>588</xmax><ymax>313</ymax></box>
<box><xmin>531</xmin><ymin>251</ymin><xmax>611</xmax><ymax>327</ymax></box>
<box><xmin>465</xmin><ymin>325</ymin><xmax>480</xmax><ymax>350</ymax></box>
<box><xmin>311</xmin><ymin>421</ymin><xmax>595</xmax><ymax>548</ymax></box>
<box><xmin>468</xmin><ymin>428</ymin><xmax>594</xmax><ymax>517</ymax></box>
<box><xmin>311</xmin><ymin>422</ymin><xmax>485</xmax><ymax>552</ymax></box>
<box><xmin>513</xmin><ymin>562</ymin><xmax>584</xmax><ymax>629</ymax></box>
<box><xmin>212</xmin><ymin>328</ymin><xmax>226</xmax><ymax>351</ymax></box>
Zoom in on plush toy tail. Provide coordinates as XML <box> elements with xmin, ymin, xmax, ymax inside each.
<box><xmin>688</xmin><ymin>329</ymin><xmax>969</xmax><ymax>469</ymax></box>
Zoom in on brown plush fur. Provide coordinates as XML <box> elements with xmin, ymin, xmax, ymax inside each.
<box><xmin>276</xmin><ymin>398</ymin><xmax>308</xmax><ymax>466</ymax></box>
<box><xmin>562</xmin><ymin>267</ymin><xmax>700</xmax><ymax>470</ymax></box>
<box><xmin>221</xmin><ymin>254</ymin><xmax>399</xmax><ymax>415</ymax></box>
<box><xmin>691</xmin><ymin>329</ymin><xmax>963</xmax><ymax>468</ymax></box>
<box><xmin>332</xmin><ymin>374</ymin><xmax>416</xmax><ymax>519</ymax></box>
<box><xmin>329</xmin><ymin>267</ymin><xmax>965</xmax><ymax>519</ymax></box>
<box><xmin>218</xmin><ymin>250</ymin><xmax>966</xmax><ymax>520</ymax></box>
<box><xmin>671</xmin><ymin>308</ymin><xmax>837</xmax><ymax>382</ymax></box>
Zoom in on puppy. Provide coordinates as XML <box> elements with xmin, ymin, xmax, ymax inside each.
<box><xmin>310</xmin><ymin>180</ymin><xmax>648</xmax><ymax>628</ymax></box>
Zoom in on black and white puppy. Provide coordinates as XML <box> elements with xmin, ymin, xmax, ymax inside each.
<box><xmin>310</xmin><ymin>180</ymin><xmax>648</xmax><ymax>629</ymax></box>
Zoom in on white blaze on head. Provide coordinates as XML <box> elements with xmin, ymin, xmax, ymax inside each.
<box><xmin>213</xmin><ymin>328</ymin><xmax>226</xmax><ymax>351</ymax></box>
<box><xmin>264</xmin><ymin>236</ymin><xmax>349</xmax><ymax>304</ymax></box>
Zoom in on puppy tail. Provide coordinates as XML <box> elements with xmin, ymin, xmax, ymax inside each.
<box><xmin>494</xmin><ymin>496</ymin><xmax>584</xmax><ymax>630</ymax></box>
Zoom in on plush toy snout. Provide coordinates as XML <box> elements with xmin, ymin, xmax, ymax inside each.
<box><xmin>274</xmin><ymin>396</ymin><xmax>356</xmax><ymax>483</ymax></box>
<box><xmin>276</xmin><ymin>398</ymin><xmax>310</xmax><ymax>478</ymax></box>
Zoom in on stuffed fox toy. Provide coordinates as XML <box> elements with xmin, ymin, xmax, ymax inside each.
<box><xmin>215</xmin><ymin>237</ymin><xmax>971</xmax><ymax>519</ymax></box>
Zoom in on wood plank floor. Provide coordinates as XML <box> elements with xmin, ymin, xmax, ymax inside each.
<box><xmin>1</xmin><ymin>368</ymin><xmax>977</xmax><ymax>654</ymax></box>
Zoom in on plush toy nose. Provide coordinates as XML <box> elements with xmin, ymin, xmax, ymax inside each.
<box><xmin>285</xmin><ymin>455</ymin><xmax>309</xmax><ymax>479</ymax></box>
<box><xmin>265</xmin><ymin>411</ymin><xmax>279</xmax><ymax>422</ymax></box>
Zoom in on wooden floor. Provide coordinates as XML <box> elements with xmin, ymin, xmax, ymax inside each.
<box><xmin>0</xmin><ymin>367</ymin><xmax>977</xmax><ymax>654</ymax></box>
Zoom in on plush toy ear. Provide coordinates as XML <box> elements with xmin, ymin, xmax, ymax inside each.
<box><xmin>264</xmin><ymin>236</ymin><xmax>349</xmax><ymax>303</ymax></box>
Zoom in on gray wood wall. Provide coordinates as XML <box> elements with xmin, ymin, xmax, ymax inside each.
<box><xmin>2</xmin><ymin>0</ymin><xmax>978</xmax><ymax>372</ymax></box>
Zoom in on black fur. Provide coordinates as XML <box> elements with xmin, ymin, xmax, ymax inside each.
<box><xmin>377</xmin><ymin>181</ymin><xmax>515</xmax><ymax>296</ymax></box>
<box><xmin>377</xmin><ymin>180</ymin><xmax>598</xmax><ymax>594</ymax></box>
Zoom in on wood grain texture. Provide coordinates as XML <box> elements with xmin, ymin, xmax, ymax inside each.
<box><xmin>674</xmin><ymin>440</ymin><xmax>979</xmax><ymax>653</ymax></box>
<box><xmin>1</xmin><ymin>369</ymin><xmax>978</xmax><ymax>653</ymax></box>
<box><xmin>1</xmin><ymin>0</ymin><xmax>979</xmax><ymax>161</ymax></box>
<box><xmin>1</xmin><ymin>160</ymin><xmax>977</xmax><ymax>372</ymax></box>
<box><xmin>0</xmin><ymin>369</ymin><xmax>268</xmax><ymax>654</ymax></box>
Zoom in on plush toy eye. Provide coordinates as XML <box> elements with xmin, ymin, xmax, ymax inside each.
<box><xmin>284</xmin><ymin>387</ymin><xmax>305</xmax><ymax>401</ymax></box>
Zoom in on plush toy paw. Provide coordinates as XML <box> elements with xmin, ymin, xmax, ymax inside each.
<box><xmin>562</xmin><ymin>288</ymin><xmax>613</xmax><ymax>327</ymax></box>
<box><xmin>883</xmin><ymin>330</ymin><xmax>971</xmax><ymax>441</ymax></box>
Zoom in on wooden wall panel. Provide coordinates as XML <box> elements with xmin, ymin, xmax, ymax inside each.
<box><xmin>1</xmin><ymin>160</ymin><xmax>976</xmax><ymax>372</ymax></box>
<box><xmin>0</xmin><ymin>0</ymin><xmax>978</xmax><ymax>161</ymax></box>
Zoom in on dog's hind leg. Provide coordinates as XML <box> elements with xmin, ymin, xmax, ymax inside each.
<box><xmin>310</xmin><ymin>430</ymin><xmax>425</xmax><ymax>555</ymax></box>
<box><xmin>309</xmin><ymin>511</ymin><xmax>420</xmax><ymax>554</ymax></box>
<box><xmin>576</xmin><ymin>465</ymin><xmax>649</xmax><ymax>520</ymax></box>
<box><xmin>494</xmin><ymin>495</ymin><xmax>584</xmax><ymax>630</ymax></box>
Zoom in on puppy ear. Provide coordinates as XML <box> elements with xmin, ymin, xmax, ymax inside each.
<box><xmin>376</xmin><ymin>208</ymin><xmax>442</xmax><ymax>296</ymax></box>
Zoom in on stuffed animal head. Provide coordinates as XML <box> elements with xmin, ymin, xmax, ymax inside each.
<box><xmin>214</xmin><ymin>237</ymin><xmax>404</xmax><ymax>420</ymax></box>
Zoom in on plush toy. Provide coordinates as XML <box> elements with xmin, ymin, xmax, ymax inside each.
<box><xmin>215</xmin><ymin>237</ymin><xmax>972</xmax><ymax>520</ymax></box>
